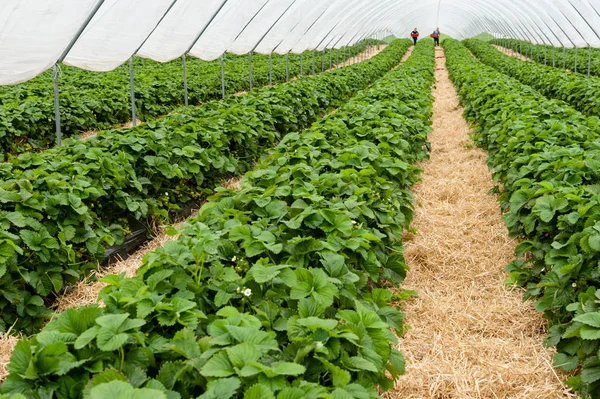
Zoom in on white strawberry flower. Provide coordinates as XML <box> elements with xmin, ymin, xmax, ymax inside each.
<box><xmin>243</xmin><ymin>288</ymin><xmax>252</xmax><ymax>297</ymax></box>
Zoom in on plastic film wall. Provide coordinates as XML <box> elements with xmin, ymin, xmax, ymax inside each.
<box><xmin>1</xmin><ymin>0</ymin><xmax>599</xmax><ymax>85</ymax></box>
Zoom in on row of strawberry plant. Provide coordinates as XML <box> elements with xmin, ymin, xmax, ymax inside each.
<box><xmin>0</xmin><ymin>40</ymin><xmax>377</xmax><ymax>158</ymax></box>
<box><xmin>464</xmin><ymin>39</ymin><xmax>600</xmax><ymax>117</ymax></box>
<box><xmin>0</xmin><ymin>38</ymin><xmax>435</xmax><ymax>399</ymax></box>
<box><xmin>489</xmin><ymin>38</ymin><xmax>600</xmax><ymax>77</ymax></box>
<box><xmin>444</xmin><ymin>38</ymin><xmax>600</xmax><ymax>397</ymax></box>
<box><xmin>0</xmin><ymin>39</ymin><xmax>413</xmax><ymax>335</ymax></box>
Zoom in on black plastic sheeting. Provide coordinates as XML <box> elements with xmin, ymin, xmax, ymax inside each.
<box><xmin>102</xmin><ymin>201</ymin><xmax>201</xmax><ymax>265</ymax></box>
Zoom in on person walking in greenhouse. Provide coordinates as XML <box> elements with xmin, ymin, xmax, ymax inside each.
<box><xmin>431</xmin><ymin>27</ymin><xmax>440</xmax><ymax>46</ymax></box>
<box><xmin>410</xmin><ymin>28</ymin><xmax>420</xmax><ymax>44</ymax></box>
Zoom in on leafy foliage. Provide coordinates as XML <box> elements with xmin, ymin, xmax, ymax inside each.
<box><xmin>489</xmin><ymin>38</ymin><xmax>600</xmax><ymax>78</ymax></box>
<box><xmin>0</xmin><ymin>40</ymin><xmax>413</xmax><ymax>334</ymax></box>
<box><xmin>0</xmin><ymin>40</ymin><xmax>435</xmax><ymax>398</ymax></box>
<box><xmin>444</xmin><ymin>37</ymin><xmax>600</xmax><ymax>398</ymax></box>
<box><xmin>0</xmin><ymin>40</ymin><xmax>379</xmax><ymax>157</ymax></box>
<box><xmin>465</xmin><ymin>39</ymin><xmax>600</xmax><ymax>118</ymax></box>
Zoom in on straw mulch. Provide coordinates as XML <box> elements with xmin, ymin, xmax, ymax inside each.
<box><xmin>393</xmin><ymin>46</ymin><xmax>415</xmax><ymax>70</ymax></box>
<box><xmin>387</xmin><ymin>48</ymin><xmax>576</xmax><ymax>399</ymax></box>
<box><xmin>331</xmin><ymin>44</ymin><xmax>387</xmax><ymax>70</ymax></box>
<box><xmin>79</xmin><ymin>119</ymin><xmax>143</xmax><ymax>141</ymax></box>
<box><xmin>0</xmin><ymin>328</ymin><xmax>20</xmax><ymax>381</ymax></box>
<box><xmin>491</xmin><ymin>45</ymin><xmax>531</xmax><ymax>61</ymax></box>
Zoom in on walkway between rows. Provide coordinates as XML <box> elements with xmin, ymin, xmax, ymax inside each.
<box><xmin>491</xmin><ymin>44</ymin><xmax>531</xmax><ymax>61</ymax></box>
<box><xmin>387</xmin><ymin>47</ymin><xmax>575</xmax><ymax>399</ymax></box>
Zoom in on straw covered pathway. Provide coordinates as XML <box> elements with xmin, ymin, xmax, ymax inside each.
<box><xmin>387</xmin><ymin>46</ymin><xmax>576</xmax><ymax>398</ymax></box>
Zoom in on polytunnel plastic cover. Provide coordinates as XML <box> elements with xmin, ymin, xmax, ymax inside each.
<box><xmin>1</xmin><ymin>0</ymin><xmax>600</xmax><ymax>85</ymax></box>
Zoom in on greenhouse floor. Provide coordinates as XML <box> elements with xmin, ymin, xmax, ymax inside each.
<box><xmin>491</xmin><ymin>44</ymin><xmax>531</xmax><ymax>61</ymax></box>
<box><xmin>388</xmin><ymin>47</ymin><xmax>576</xmax><ymax>399</ymax></box>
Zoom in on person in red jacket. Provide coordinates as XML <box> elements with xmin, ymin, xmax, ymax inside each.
<box><xmin>431</xmin><ymin>27</ymin><xmax>440</xmax><ymax>46</ymax></box>
<box><xmin>410</xmin><ymin>28</ymin><xmax>419</xmax><ymax>45</ymax></box>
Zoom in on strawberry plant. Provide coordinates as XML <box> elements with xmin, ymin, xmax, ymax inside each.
<box><xmin>0</xmin><ymin>39</ymin><xmax>436</xmax><ymax>399</ymax></box>
<box><xmin>0</xmin><ymin>40</ymin><xmax>413</xmax><ymax>334</ymax></box>
<box><xmin>464</xmin><ymin>39</ymin><xmax>600</xmax><ymax>118</ymax></box>
<box><xmin>0</xmin><ymin>40</ymin><xmax>378</xmax><ymax>158</ymax></box>
<box><xmin>445</xmin><ymin>37</ymin><xmax>600</xmax><ymax>398</ymax></box>
<box><xmin>490</xmin><ymin>39</ymin><xmax>600</xmax><ymax>78</ymax></box>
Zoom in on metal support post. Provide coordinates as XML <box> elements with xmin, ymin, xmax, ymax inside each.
<box><xmin>544</xmin><ymin>47</ymin><xmax>547</xmax><ymax>65</ymax></box>
<box><xmin>268</xmin><ymin>53</ymin><xmax>273</xmax><ymax>85</ymax></box>
<box><xmin>221</xmin><ymin>54</ymin><xmax>225</xmax><ymax>99</ymax></box>
<box><xmin>249</xmin><ymin>52</ymin><xmax>253</xmax><ymax>91</ymax></box>
<box><xmin>312</xmin><ymin>50</ymin><xmax>315</xmax><ymax>75</ymax></box>
<box><xmin>53</xmin><ymin>65</ymin><xmax>62</xmax><ymax>146</ymax></box>
<box><xmin>321</xmin><ymin>50</ymin><xmax>325</xmax><ymax>72</ymax></box>
<box><xmin>552</xmin><ymin>46</ymin><xmax>556</xmax><ymax>67</ymax></box>
<box><xmin>329</xmin><ymin>48</ymin><xmax>332</xmax><ymax>69</ymax></box>
<box><xmin>129</xmin><ymin>57</ymin><xmax>136</xmax><ymax>127</ymax></box>
<box><xmin>285</xmin><ymin>53</ymin><xmax>289</xmax><ymax>81</ymax></box>
<box><xmin>563</xmin><ymin>45</ymin><xmax>567</xmax><ymax>69</ymax></box>
<box><xmin>182</xmin><ymin>55</ymin><xmax>188</xmax><ymax>107</ymax></box>
<box><xmin>589</xmin><ymin>45</ymin><xmax>592</xmax><ymax>76</ymax></box>
<box><xmin>300</xmin><ymin>53</ymin><xmax>303</xmax><ymax>76</ymax></box>
<box><xmin>519</xmin><ymin>40</ymin><xmax>522</xmax><ymax>57</ymax></box>
<box><xmin>575</xmin><ymin>46</ymin><xmax>579</xmax><ymax>73</ymax></box>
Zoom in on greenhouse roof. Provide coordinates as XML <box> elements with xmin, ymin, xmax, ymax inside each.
<box><xmin>1</xmin><ymin>0</ymin><xmax>599</xmax><ymax>84</ymax></box>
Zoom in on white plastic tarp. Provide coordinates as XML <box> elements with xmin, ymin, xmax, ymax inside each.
<box><xmin>1</xmin><ymin>0</ymin><xmax>600</xmax><ymax>85</ymax></box>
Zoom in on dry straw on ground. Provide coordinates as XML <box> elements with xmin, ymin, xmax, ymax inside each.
<box><xmin>387</xmin><ymin>48</ymin><xmax>576</xmax><ymax>399</ymax></box>
<box><xmin>79</xmin><ymin>119</ymin><xmax>143</xmax><ymax>141</ymax></box>
<box><xmin>331</xmin><ymin>45</ymin><xmax>387</xmax><ymax>69</ymax></box>
<box><xmin>491</xmin><ymin>45</ymin><xmax>531</xmax><ymax>61</ymax></box>
<box><xmin>0</xmin><ymin>328</ymin><xmax>20</xmax><ymax>381</ymax></box>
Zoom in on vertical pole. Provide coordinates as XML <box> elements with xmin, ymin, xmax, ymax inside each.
<box><xmin>249</xmin><ymin>52</ymin><xmax>253</xmax><ymax>91</ymax></box>
<box><xmin>329</xmin><ymin>47</ymin><xmax>332</xmax><ymax>69</ymax></box>
<box><xmin>563</xmin><ymin>45</ymin><xmax>567</xmax><ymax>69</ymax></box>
<box><xmin>321</xmin><ymin>50</ymin><xmax>325</xmax><ymax>72</ymax></box>
<box><xmin>285</xmin><ymin>53</ymin><xmax>289</xmax><ymax>81</ymax></box>
<box><xmin>182</xmin><ymin>54</ymin><xmax>188</xmax><ymax>107</ymax></box>
<box><xmin>589</xmin><ymin>45</ymin><xmax>592</xmax><ymax>76</ymax></box>
<box><xmin>552</xmin><ymin>46</ymin><xmax>556</xmax><ymax>67</ymax></box>
<box><xmin>312</xmin><ymin>50</ymin><xmax>315</xmax><ymax>75</ymax></box>
<box><xmin>575</xmin><ymin>46</ymin><xmax>579</xmax><ymax>73</ymax></box>
<box><xmin>530</xmin><ymin>42</ymin><xmax>534</xmax><ymax>60</ymax></box>
<box><xmin>53</xmin><ymin>64</ymin><xmax>62</xmax><ymax>146</ymax></box>
<box><xmin>300</xmin><ymin>53</ymin><xmax>303</xmax><ymax>76</ymax></box>
<box><xmin>268</xmin><ymin>53</ymin><xmax>273</xmax><ymax>85</ymax></box>
<box><xmin>129</xmin><ymin>57</ymin><xmax>136</xmax><ymax>127</ymax></box>
<box><xmin>221</xmin><ymin>54</ymin><xmax>225</xmax><ymax>99</ymax></box>
<box><xmin>544</xmin><ymin>47</ymin><xmax>547</xmax><ymax>65</ymax></box>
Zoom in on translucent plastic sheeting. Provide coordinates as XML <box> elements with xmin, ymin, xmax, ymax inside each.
<box><xmin>63</xmin><ymin>0</ymin><xmax>176</xmax><ymax>71</ymax></box>
<box><xmin>2</xmin><ymin>0</ymin><xmax>600</xmax><ymax>85</ymax></box>
<box><xmin>189</xmin><ymin>0</ymin><xmax>270</xmax><ymax>61</ymax></box>
<box><xmin>136</xmin><ymin>0</ymin><xmax>227</xmax><ymax>62</ymax></box>
<box><xmin>0</xmin><ymin>0</ymin><xmax>98</xmax><ymax>85</ymax></box>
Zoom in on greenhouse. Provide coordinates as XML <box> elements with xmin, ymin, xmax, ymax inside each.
<box><xmin>1</xmin><ymin>0</ymin><xmax>600</xmax><ymax>398</ymax></box>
